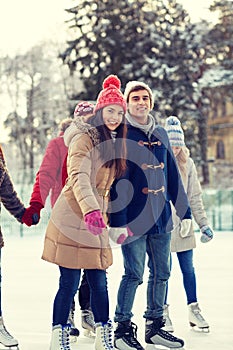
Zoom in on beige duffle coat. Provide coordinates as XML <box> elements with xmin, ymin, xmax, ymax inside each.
<box><xmin>42</xmin><ymin>120</ymin><xmax>115</xmax><ymax>269</ymax></box>
<box><xmin>170</xmin><ymin>157</ymin><xmax>209</xmax><ymax>253</ymax></box>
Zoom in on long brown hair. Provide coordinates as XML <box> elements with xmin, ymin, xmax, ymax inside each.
<box><xmin>89</xmin><ymin>109</ymin><xmax>127</xmax><ymax>178</ymax></box>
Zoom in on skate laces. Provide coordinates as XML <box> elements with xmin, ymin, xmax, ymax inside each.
<box><xmin>158</xmin><ymin>328</ymin><xmax>181</xmax><ymax>341</ymax></box>
<box><xmin>61</xmin><ymin>325</ymin><xmax>71</xmax><ymax>350</ymax></box>
<box><xmin>0</xmin><ymin>325</ymin><xmax>15</xmax><ymax>340</ymax></box>
<box><xmin>191</xmin><ymin>304</ymin><xmax>206</xmax><ymax>322</ymax></box>
<box><xmin>82</xmin><ymin>309</ymin><xmax>95</xmax><ymax>330</ymax></box>
<box><xmin>191</xmin><ymin>305</ymin><xmax>205</xmax><ymax>321</ymax></box>
<box><xmin>98</xmin><ymin>322</ymin><xmax>113</xmax><ymax>350</ymax></box>
<box><xmin>123</xmin><ymin>322</ymin><xmax>142</xmax><ymax>346</ymax></box>
<box><xmin>105</xmin><ymin>321</ymin><xmax>114</xmax><ymax>349</ymax></box>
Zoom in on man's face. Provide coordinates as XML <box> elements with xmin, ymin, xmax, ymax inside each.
<box><xmin>127</xmin><ymin>89</ymin><xmax>151</xmax><ymax>123</ymax></box>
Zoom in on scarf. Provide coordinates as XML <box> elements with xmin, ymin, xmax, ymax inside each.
<box><xmin>126</xmin><ymin>112</ymin><xmax>156</xmax><ymax>138</ymax></box>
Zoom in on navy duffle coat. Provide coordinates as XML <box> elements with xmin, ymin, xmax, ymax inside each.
<box><xmin>110</xmin><ymin>123</ymin><xmax>191</xmax><ymax>236</ymax></box>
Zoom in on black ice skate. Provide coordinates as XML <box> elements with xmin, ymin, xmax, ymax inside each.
<box><xmin>145</xmin><ymin>317</ymin><xmax>184</xmax><ymax>348</ymax></box>
<box><xmin>114</xmin><ymin>320</ymin><xmax>144</xmax><ymax>350</ymax></box>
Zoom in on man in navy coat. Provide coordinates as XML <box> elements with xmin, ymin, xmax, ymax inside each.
<box><xmin>109</xmin><ymin>81</ymin><xmax>192</xmax><ymax>350</ymax></box>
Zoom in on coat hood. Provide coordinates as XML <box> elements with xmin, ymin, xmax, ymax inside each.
<box><xmin>64</xmin><ymin>117</ymin><xmax>101</xmax><ymax>148</ymax></box>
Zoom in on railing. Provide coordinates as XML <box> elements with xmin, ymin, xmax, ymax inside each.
<box><xmin>1</xmin><ymin>186</ymin><xmax>233</xmax><ymax>236</ymax></box>
<box><xmin>202</xmin><ymin>189</ymin><xmax>233</xmax><ymax>231</ymax></box>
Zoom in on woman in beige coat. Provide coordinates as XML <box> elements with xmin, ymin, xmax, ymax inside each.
<box><xmin>163</xmin><ymin>116</ymin><xmax>214</xmax><ymax>333</ymax></box>
<box><xmin>42</xmin><ymin>75</ymin><xmax>128</xmax><ymax>350</ymax></box>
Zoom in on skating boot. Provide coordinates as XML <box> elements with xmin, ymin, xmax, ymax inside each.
<box><xmin>49</xmin><ymin>324</ymin><xmax>71</xmax><ymax>350</ymax></box>
<box><xmin>81</xmin><ymin>308</ymin><xmax>96</xmax><ymax>337</ymax></box>
<box><xmin>188</xmin><ymin>302</ymin><xmax>209</xmax><ymax>332</ymax></box>
<box><xmin>114</xmin><ymin>320</ymin><xmax>144</xmax><ymax>350</ymax></box>
<box><xmin>145</xmin><ymin>317</ymin><xmax>184</xmax><ymax>348</ymax></box>
<box><xmin>0</xmin><ymin>317</ymin><xmax>19</xmax><ymax>349</ymax></box>
<box><xmin>163</xmin><ymin>304</ymin><xmax>174</xmax><ymax>332</ymax></box>
<box><xmin>67</xmin><ymin>302</ymin><xmax>79</xmax><ymax>342</ymax></box>
<box><xmin>94</xmin><ymin>320</ymin><xmax>113</xmax><ymax>350</ymax></box>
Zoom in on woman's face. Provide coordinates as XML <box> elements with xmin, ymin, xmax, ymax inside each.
<box><xmin>102</xmin><ymin>105</ymin><xmax>124</xmax><ymax>131</ymax></box>
<box><xmin>172</xmin><ymin>146</ymin><xmax>182</xmax><ymax>157</ymax></box>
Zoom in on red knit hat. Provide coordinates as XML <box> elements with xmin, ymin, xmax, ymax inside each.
<box><xmin>94</xmin><ymin>75</ymin><xmax>127</xmax><ymax>113</ymax></box>
<box><xmin>74</xmin><ymin>101</ymin><xmax>95</xmax><ymax>118</ymax></box>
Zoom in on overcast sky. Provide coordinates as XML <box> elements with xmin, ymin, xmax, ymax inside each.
<box><xmin>0</xmin><ymin>0</ymin><xmax>217</xmax><ymax>56</ymax></box>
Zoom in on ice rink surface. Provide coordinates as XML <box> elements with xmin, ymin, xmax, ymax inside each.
<box><xmin>1</xmin><ymin>229</ymin><xmax>233</xmax><ymax>349</ymax></box>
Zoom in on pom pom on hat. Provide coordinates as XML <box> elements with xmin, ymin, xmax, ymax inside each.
<box><xmin>74</xmin><ymin>101</ymin><xmax>95</xmax><ymax>118</ymax></box>
<box><xmin>103</xmin><ymin>75</ymin><xmax>121</xmax><ymax>90</ymax></box>
<box><xmin>165</xmin><ymin>116</ymin><xmax>185</xmax><ymax>147</ymax></box>
<box><xmin>94</xmin><ymin>75</ymin><xmax>127</xmax><ymax>113</ymax></box>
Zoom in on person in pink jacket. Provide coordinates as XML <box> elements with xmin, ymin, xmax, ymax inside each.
<box><xmin>22</xmin><ymin>102</ymin><xmax>95</xmax><ymax>339</ymax></box>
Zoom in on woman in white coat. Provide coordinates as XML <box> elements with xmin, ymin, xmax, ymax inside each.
<box><xmin>163</xmin><ymin>116</ymin><xmax>214</xmax><ymax>333</ymax></box>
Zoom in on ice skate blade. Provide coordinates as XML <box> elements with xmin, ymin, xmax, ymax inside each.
<box><xmin>145</xmin><ymin>345</ymin><xmax>185</xmax><ymax>350</ymax></box>
<box><xmin>190</xmin><ymin>323</ymin><xmax>210</xmax><ymax>333</ymax></box>
<box><xmin>83</xmin><ymin>328</ymin><xmax>95</xmax><ymax>338</ymax></box>
<box><xmin>0</xmin><ymin>346</ymin><xmax>19</xmax><ymax>350</ymax></box>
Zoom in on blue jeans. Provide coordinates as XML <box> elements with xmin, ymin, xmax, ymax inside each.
<box><xmin>114</xmin><ymin>232</ymin><xmax>171</xmax><ymax>322</ymax></box>
<box><xmin>164</xmin><ymin>249</ymin><xmax>197</xmax><ymax>305</ymax></box>
<box><xmin>53</xmin><ymin>266</ymin><xmax>109</xmax><ymax>326</ymax></box>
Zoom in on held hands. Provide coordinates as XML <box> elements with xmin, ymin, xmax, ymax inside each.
<box><xmin>180</xmin><ymin>219</ymin><xmax>192</xmax><ymax>237</ymax></box>
<box><xmin>200</xmin><ymin>225</ymin><xmax>214</xmax><ymax>243</ymax></box>
<box><xmin>84</xmin><ymin>210</ymin><xmax>106</xmax><ymax>235</ymax></box>
<box><xmin>21</xmin><ymin>202</ymin><xmax>43</xmax><ymax>226</ymax></box>
<box><xmin>109</xmin><ymin>227</ymin><xmax>134</xmax><ymax>244</ymax></box>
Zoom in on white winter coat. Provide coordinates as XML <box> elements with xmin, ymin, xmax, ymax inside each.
<box><xmin>170</xmin><ymin>157</ymin><xmax>209</xmax><ymax>252</ymax></box>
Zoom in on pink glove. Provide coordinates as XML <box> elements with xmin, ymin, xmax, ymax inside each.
<box><xmin>84</xmin><ymin>210</ymin><xmax>106</xmax><ymax>235</ymax></box>
<box><xmin>109</xmin><ymin>227</ymin><xmax>134</xmax><ymax>244</ymax></box>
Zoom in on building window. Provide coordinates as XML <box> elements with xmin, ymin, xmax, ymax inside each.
<box><xmin>216</xmin><ymin>140</ymin><xmax>225</xmax><ymax>159</ymax></box>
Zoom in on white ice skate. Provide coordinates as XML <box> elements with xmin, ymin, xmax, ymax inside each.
<box><xmin>95</xmin><ymin>321</ymin><xmax>113</xmax><ymax>350</ymax></box>
<box><xmin>49</xmin><ymin>324</ymin><xmax>71</xmax><ymax>350</ymax></box>
<box><xmin>188</xmin><ymin>302</ymin><xmax>210</xmax><ymax>332</ymax></box>
<box><xmin>81</xmin><ymin>309</ymin><xmax>96</xmax><ymax>338</ymax></box>
<box><xmin>0</xmin><ymin>317</ymin><xmax>19</xmax><ymax>350</ymax></box>
<box><xmin>163</xmin><ymin>304</ymin><xmax>174</xmax><ymax>333</ymax></box>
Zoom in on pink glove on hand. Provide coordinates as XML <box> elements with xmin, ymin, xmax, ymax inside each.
<box><xmin>84</xmin><ymin>210</ymin><xmax>106</xmax><ymax>235</ymax></box>
<box><xmin>109</xmin><ymin>227</ymin><xmax>134</xmax><ymax>244</ymax></box>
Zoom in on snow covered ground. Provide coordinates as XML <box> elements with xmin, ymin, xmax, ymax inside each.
<box><xmin>1</xmin><ymin>229</ymin><xmax>233</xmax><ymax>350</ymax></box>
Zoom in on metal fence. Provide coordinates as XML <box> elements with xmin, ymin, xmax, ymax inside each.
<box><xmin>1</xmin><ymin>186</ymin><xmax>233</xmax><ymax>237</ymax></box>
<box><xmin>202</xmin><ymin>189</ymin><xmax>233</xmax><ymax>231</ymax></box>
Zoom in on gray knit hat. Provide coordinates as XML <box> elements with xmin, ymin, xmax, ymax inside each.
<box><xmin>124</xmin><ymin>81</ymin><xmax>154</xmax><ymax>110</ymax></box>
<box><xmin>165</xmin><ymin>116</ymin><xmax>185</xmax><ymax>147</ymax></box>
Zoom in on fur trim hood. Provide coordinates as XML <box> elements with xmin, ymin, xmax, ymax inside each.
<box><xmin>64</xmin><ymin>117</ymin><xmax>101</xmax><ymax>148</ymax></box>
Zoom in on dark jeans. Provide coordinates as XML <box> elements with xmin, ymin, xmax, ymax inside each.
<box><xmin>79</xmin><ymin>270</ymin><xmax>91</xmax><ymax>310</ymax></box>
<box><xmin>164</xmin><ymin>249</ymin><xmax>197</xmax><ymax>305</ymax></box>
<box><xmin>53</xmin><ymin>266</ymin><xmax>109</xmax><ymax>326</ymax></box>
